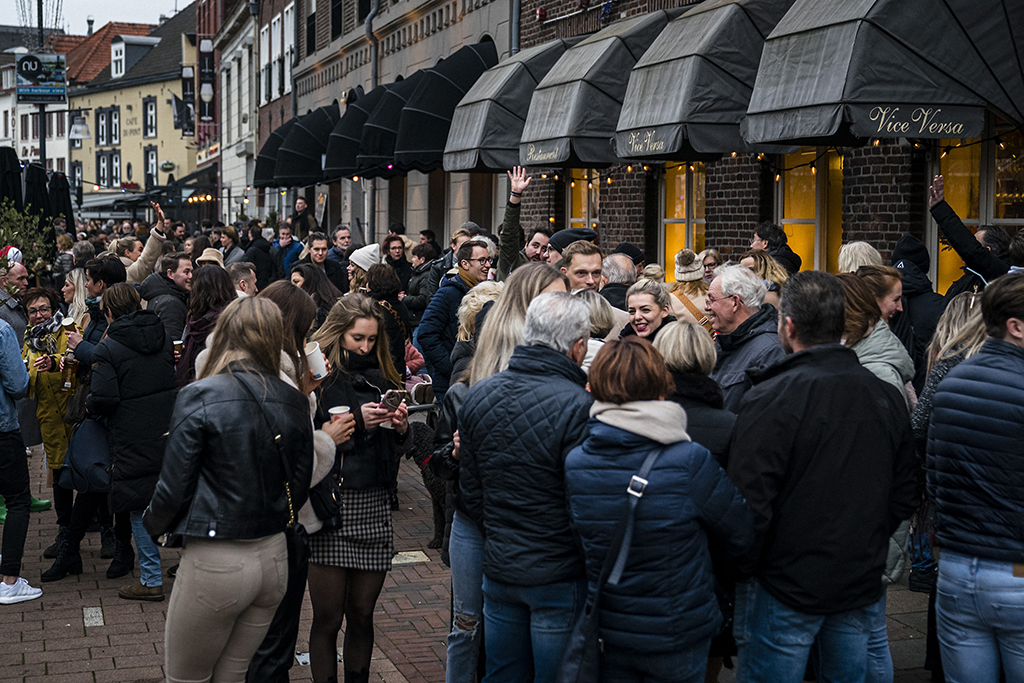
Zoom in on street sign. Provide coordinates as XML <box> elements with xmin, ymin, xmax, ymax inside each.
<box><xmin>16</xmin><ymin>54</ymin><xmax>67</xmax><ymax>104</ymax></box>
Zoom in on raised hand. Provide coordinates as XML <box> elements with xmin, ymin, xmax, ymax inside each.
<box><xmin>507</xmin><ymin>166</ymin><xmax>531</xmax><ymax>196</ymax></box>
<box><xmin>929</xmin><ymin>175</ymin><xmax>945</xmax><ymax>208</ymax></box>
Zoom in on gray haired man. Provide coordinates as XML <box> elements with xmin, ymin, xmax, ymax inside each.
<box><xmin>459</xmin><ymin>292</ymin><xmax>593</xmax><ymax>683</ymax></box>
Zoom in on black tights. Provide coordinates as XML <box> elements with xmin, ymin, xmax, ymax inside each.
<box><xmin>307</xmin><ymin>564</ymin><xmax>387</xmax><ymax>683</ymax></box>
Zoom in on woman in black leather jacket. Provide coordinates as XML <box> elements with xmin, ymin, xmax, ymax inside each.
<box><xmin>144</xmin><ymin>297</ymin><xmax>313</xmax><ymax>683</ymax></box>
<box><xmin>308</xmin><ymin>294</ymin><xmax>412</xmax><ymax>683</ymax></box>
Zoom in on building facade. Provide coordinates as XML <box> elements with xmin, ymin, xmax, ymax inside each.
<box><xmin>215</xmin><ymin>1</ymin><xmax>258</xmax><ymax>223</ymax></box>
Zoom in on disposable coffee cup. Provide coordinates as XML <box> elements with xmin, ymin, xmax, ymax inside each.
<box><xmin>173</xmin><ymin>340</ymin><xmax>184</xmax><ymax>355</ymax></box>
<box><xmin>62</xmin><ymin>317</ymin><xmax>75</xmax><ymax>329</ymax></box>
<box><xmin>305</xmin><ymin>341</ymin><xmax>328</xmax><ymax>379</ymax></box>
<box><xmin>329</xmin><ymin>406</ymin><xmax>350</xmax><ymax>421</ymax></box>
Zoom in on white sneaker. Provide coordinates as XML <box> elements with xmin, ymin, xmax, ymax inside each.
<box><xmin>0</xmin><ymin>577</ymin><xmax>42</xmax><ymax>604</ymax></box>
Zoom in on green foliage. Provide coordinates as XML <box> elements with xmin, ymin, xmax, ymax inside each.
<box><xmin>0</xmin><ymin>198</ymin><xmax>53</xmax><ymax>277</ymax></box>
<box><xmin>236</xmin><ymin>210</ymin><xmax>250</xmax><ymax>223</ymax></box>
<box><xmin>266</xmin><ymin>209</ymin><xmax>280</xmax><ymax>231</ymax></box>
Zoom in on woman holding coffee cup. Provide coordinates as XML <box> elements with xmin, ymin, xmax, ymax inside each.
<box><xmin>307</xmin><ymin>294</ymin><xmax>411</xmax><ymax>683</ymax></box>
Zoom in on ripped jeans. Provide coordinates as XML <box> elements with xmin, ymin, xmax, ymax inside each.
<box><xmin>447</xmin><ymin>510</ymin><xmax>485</xmax><ymax>683</ymax></box>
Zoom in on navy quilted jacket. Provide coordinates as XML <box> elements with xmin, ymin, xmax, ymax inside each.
<box><xmin>927</xmin><ymin>338</ymin><xmax>1024</xmax><ymax>562</ymax></box>
<box><xmin>460</xmin><ymin>344</ymin><xmax>593</xmax><ymax>586</ymax></box>
<box><xmin>565</xmin><ymin>421</ymin><xmax>753</xmax><ymax>653</ymax></box>
<box><xmin>415</xmin><ymin>272</ymin><xmax>469</xmax><ymax>398</ymax></box>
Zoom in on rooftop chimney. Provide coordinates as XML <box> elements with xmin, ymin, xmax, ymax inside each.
<box><xmin>87</xmin><ymin>18</ymin><xmax>94</xmax><ymax>35</ymax></box>
<box><xmin>159</xmin><ymin>14</ymin><xmax>168</xmax><ymax>24</ymax></box>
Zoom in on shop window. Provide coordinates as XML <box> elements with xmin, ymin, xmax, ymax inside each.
<box><xmin>569</xmin><ymin>169</ymin><xmax>600</xmax><ymax>231</ymax></box>
<box><xmin>775</xmin><ymin>148</ymin><xmax>843</xmax><ymax>272</ymax></box>
<box><xmin>662</xmin><ymin>162</ymin><xmax>705</xmax><ymax>282</ymax></box>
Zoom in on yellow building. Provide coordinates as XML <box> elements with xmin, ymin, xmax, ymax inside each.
<box><xmin>70</xmin><ymin>6</ymin><xmax>197</xmax><ymax>219</ymax></box>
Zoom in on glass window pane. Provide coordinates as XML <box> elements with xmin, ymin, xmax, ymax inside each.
<box><xmin>783</xmin><ymin>151</ymin><xmax>816</xmax><ymax>221</ymax></box>
<box><xmin>570</xmin><ymin>169</ymin><xmax>586</xmax><ymax>224</ymax></box>
<box><xmin>588</xmin><ymin>170</ymin><xmax>599</xmax><ymax>228</ymax></box>
<box><xmin>995</xmin><ymin>129</ymin><xmax>1024</xmax><ymax>220</ymax></box>
<box><xmin>664</xmin><ymin>164</ymin><xmax>686</xmax><ymax>220</ymax></box>
<box><xmin>664</xmin><ymin>223</ymin><xmax>686</xmax><ymax>283</ymax></box>
<box><xmin>826</xmin><ymin>151</ymin><xmax>844</xmax><ymax>273</ymax></box>
<box><xmin>693</xmin><ymin>162</ymin><xmax>705</xmax><ymax>221</ymax></box>
<box><xmin>940</xmin><ymin>137</ymin><xmax>981</xmax><ymax>220</ymax></box>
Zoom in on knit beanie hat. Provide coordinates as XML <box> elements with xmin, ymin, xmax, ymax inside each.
<box><xmin>674</xmin><ymin>249</ymin><xmax>703</xmax><ymax>282</ymax></box>
<box><xmin>349</xmin><ymin>244</ymin><xmax>381</xmax><ymax>272</ymax></box>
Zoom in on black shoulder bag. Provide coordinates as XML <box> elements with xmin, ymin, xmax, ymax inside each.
<box><xmin>557</xmin><ymin>445</ymin><xmax>667</xmax><ymax>683</ymax></box>
<box><xmin>236</xmin><ymin>376</ymin><xmax>310</xmax><ymax>577</ymax></box>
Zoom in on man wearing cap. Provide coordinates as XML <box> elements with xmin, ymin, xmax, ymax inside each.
<box><xmin>496</xmin><ymin>167</ymin><xmax>554</xmax><ymax>281</ymax></box>
<box><xmin>547</xmin><ymin>228</ymin><xmax>598</xmax><ymax>267</ymax></box>
<box><xmin>416</xmin><ymin>240</ymin><xmax>491</xmax><ymax>404</ymax></box>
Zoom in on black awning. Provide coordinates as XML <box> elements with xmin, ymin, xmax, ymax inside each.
<box><xmin>357</xmin><ymin>71</ymin><xmax>428</xmax><ymax>178</ymax></box>
<box><xmin>274</xmin><ymin>103</ymin><xmax>341</xmax><ymax>187</ymax></box>
<box><xmin>324</xmin><ymin>85</ymin><xmax>393</xmax><ymax>181</ymax></box>
<box><xmin>519</xmin><ymin>9</ymin><xmax>682</xmax><ymax>167</ymax></box>
<box><xmin>614</xmin><ymin>0</ymin><xmax>796</xmax><ymax>160</ymax></box>
<box><xmin>742</xmin><ymin>0</ymin><xmax>1023</xmax><ymax>146</ymax></box>
<box><xmin>392</xmin><ymin>42</ymin><xmax>499</xmax><ymax>173</ymax></box>
<box><xmin>443</xmin><ymin>38</ymin><xmax>582</xmax><ymax>173</ymax></box>
<box><xmin>170</xmin><ymin>163</ymin><xmax>219</xmax><ymax>189</ymax></box>
<box><xmin>253</xmin><ymin>118</ymin><xmax>297</xmax><ymax>188</ymax></box>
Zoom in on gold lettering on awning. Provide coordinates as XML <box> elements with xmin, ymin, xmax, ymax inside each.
<box><xmin>869</xmin><ymin>106</ymin><xmax>966</xmax><ymax>136</ymax></box>
<box><xmin>626</xmin><ymin>130</ymin><xmax>666</xmax><ymax>155</ymax></box>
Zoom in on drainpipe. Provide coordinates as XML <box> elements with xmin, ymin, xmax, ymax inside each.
<box><xmin>364</xmin><ymin>0</ymin><xmax>380</xmax><ymax>244</ymax></box>
<box><xmin>511</xmin><ymin>0</ymin><xmax>520</xmax><ymax>54</ymax></box>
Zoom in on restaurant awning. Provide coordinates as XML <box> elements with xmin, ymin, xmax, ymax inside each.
<box><xmin>324</xmin><ymin>85</ymin><xmax>393</xmax><ymax>181</ymax></box>
<box><xmin>357</xmin><ymin>71</ymin><xmax>428</xmax><ymax>178</ymax></box>
<box><xmin>253</xmin><ymin>118</ymin><xmax>297</xmax><ymax>188</ymax></box>
<box><xmin>274</xmin><ymin>103</ymin><xmax>341</xmax><ymax>187</ymax></box>
<box><xmin>393</xmin><ymin>41</ymin><xmax>499</xmax><ymax>173</ymax></box>
<box><xmin>742</xmin><ymin>0</ymin><xmax>1024</xmax><ymax>146</ymax></box>
<box><xmin>519</xmin><ymin>9</ymin><xmax>683</xmax><ymax>167</ymax></box>
<box><xmin>443</xmin><ymin>37</ymin><xmax>582</xmax><ymax>173</ymax></box>
<box><xmin>614</xmin><ymin>0</ymin><xmax>796</xmax><ymax>160</ymax></box>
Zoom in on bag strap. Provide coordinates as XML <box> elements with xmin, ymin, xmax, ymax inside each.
<box><xmin>594</xmin><ymin>445</ymin><xmax>667</xmax><ymax>592</ymax></box>
<box><xmin>673</xmin><ymin>292</ymin><xmax>713</xmax><ymax>334</ymax></box>
<box><xmin>234</xmin><ymin>375</ymin><xmax>297</xmax><ymax>525</ymax></box>
<box><xmin>377</xmin><ymin>298</ymin><xmax>409</xmax><ymax>340</ymax></box>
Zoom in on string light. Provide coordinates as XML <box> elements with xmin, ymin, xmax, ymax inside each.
<box><xmin>606</xmin><ymin>177</ymin><xmax>612</xmax><ymax>184</ymax></box>
<box><xmin>730</xmin><ymin>152</ymin><xmax>737</xmax><ymax>157</ymax></box>
<box><xmin>810</xmin><ymin>165</ymin><xmax>816</xmax><ymax>175</ymax></box>
<box><xmin>940</xmin><ymin>146</ymin><xmax>952</xmax><ymax>158</ymax></box>
<box><xmin>626</xmin><ymin>165</ymin><xmax>633</xmax><ymax>172</ymax></box>
<box><xmin>774</xmin><ymin>173</ymin><xmax>781</xmax><ymax>182</ymax></box>
<box><xmin>872</xmin><ymin>138</ymin><xmax>881</xmax><ymax>146</ymax></box>
<box><xmin>541</xmin><ymin>174</ymin><xmax>547</xmax><ymax>179</ymax></box>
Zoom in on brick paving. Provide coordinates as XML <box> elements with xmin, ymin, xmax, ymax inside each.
<box><xmin>2</xmin><ymin>444</ymin><xmax>937</xmax><ymax>683</ymax></box>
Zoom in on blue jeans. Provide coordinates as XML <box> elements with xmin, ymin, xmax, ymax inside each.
<box><xmin>865</xmin><ymin>591</ymin><xmax>893</xmax><ymax>683</ymax></box>
<box><xmin>130</xmin><ymin>510</ymin><xmax>162</xmax><ymax>587</ymax></box>
<box><xmin>481</xmin><ymin>575</ymin><xmax>586</xmax><ymax>683</ymax></box>
<box><xmin>447</xmin><ymin>511</ymin><xmax>484</xmax><ymax>683</ymax></box>
<box><xmin>601</xmin><ymin>642</ymin><xmax>709</xmax><ymax>683</ymax></box>
<box><xmin>734</xmin><ymin>579</ymin><xmax>872</xmax><ymax>683</ymax></box>
<box><xmin>936</xmin><ymin>550</ymin><xmax>1024</xmax><ymax>683</ymax></box>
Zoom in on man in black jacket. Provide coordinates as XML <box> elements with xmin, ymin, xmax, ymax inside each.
<box><xmin>890</xmin><ymin>234</ymin><xmax>946</xmax><ymax>391</ymax></box>
<box><xmin>297</xmin><ymin>232</ymin><xmax>348</xmax><ymax>294</ymax></box>
<box><xmin>139</xmin><ymin>253</ymin><xmax>192</xmax><ymax>342</ymax></box>
<box><xmin>727</xmin><ymin>271</ymin><xmax>918</xmax><ymax>683</ymax></box>
<box><xmin>460</xmin><ymin>292</ymin><xmax>593</xmax><ymax>682</ymax></box>
<box><xmin>244</xmin><ymin>224</ymin><xmax>277</xmax><ymax>289</ymax></box>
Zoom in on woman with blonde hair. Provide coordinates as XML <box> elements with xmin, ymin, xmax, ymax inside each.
<box><xmin>61</xmin><ymin>267</ymin><xmax>90</xmax><ymax>329</ymax></box>
<box><xmin>670</xmin><ymin>249</ymin><xmax>711</xmax><ymax>328</ymax></box>
<box><xmin>307</xmin><ymin>294</ymin><xmax>411</xmax><ymax>683</ymax></box>
<box><xmin>838</xmin><ymin>241</ymin><xmax>883</xmax><ymax>273</ymax></box>
<box><xmin>467</xmin><ymin>263</ymin><xmax>567</xmax><ymax>386</ymax></box>
<box><xmin>740</xmin><ymin>249</ymin><xmax>788</xmax><ymax>309</ymax></box>
<box><xmin>574</xmin><ymin>289</ymin><xmax>615</xmax><ymax>373</ymax></box>
<box><xmin>110</xmin><ymin>222</ymin><xmax>166</xmax><ymax>285</ymax></box>
<box><xmin>146</xmin><ymin>296</ymin><xmax>313</xmax><ymax>682</ymax></box>
<box><xmin>451</xmin><ymin>281</ymin><xmax>503</xmax><ymax>382</ymax></box>
<box><xmin>622</xmin><ymin>278</ymin><xmax>675</xmax><ymax>342</ymax></box>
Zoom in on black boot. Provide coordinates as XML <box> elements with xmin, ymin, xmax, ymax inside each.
<box><xmin>343</xmin><ymin>669</ymin><xmax>370</xmax><ymax>683</ymax></box>
<box><xmin>106</xmin><ymin>539</ymin><xmax>135</xmax><ymax>579</ymax></box>
<box><xmin>100</xmin><ymin>524</ymin><xmax>116</xmax><ymax>559</ymax></box>
<box><xmin>43</xmin><ymin>526</ymin><xmax>68</xmax><ymax>559</ymax></box>
<box><xmin>41</xmin><ymin>536</ymin><xmax>83</xmax><ymax>582</ymax></box>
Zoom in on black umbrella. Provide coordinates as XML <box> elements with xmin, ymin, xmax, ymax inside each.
<box><xmin>0</xmin><ymin>146</ymin><xmax>23</xmax><ymax>211</ymax></box>
<box><xmin>324</xmin><ymin>84</ymin><xmax>394</xmax><ymax>181</ymax></box>
<box><xmin>48</xmin><ymin>173</ymin><xmax>75</xmax><ymax>224</ymax></box>
<box><xmin>357</xmin><ymin>71</ymin><xmax>428</xmax><ymax>178</ymax></box>
<box><xmin>274</xmin><ymin>103</ymin><xmax>341</xmax><ymax>188</ymax></box>
<box><xmin>254</xmin><ymin>118</ymin><xmax>298</xmax><ymax>188</ymax></box>
<box><xmin>23</xmin><ymin>164</ymin><xmax>50</xmax><ymax>219</ymax></box>
<box><xmin>393</xmin><ymin>41</ymin><xmax>499</xmax><ymax>173</ymax></box>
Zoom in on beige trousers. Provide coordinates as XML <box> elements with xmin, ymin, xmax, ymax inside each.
<box><xmin>165</xmin><ymin>533</ymin><xmax>288</xmax><ymax>683</ymax></box>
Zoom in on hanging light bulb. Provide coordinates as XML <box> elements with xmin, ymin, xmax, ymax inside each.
<box><xmin>549</xmin><ymin>216</ymin><xmax>555</xmax><ymax>223</ymax></box>
<box><xmin>352</xmin><ymin>175</ymin><xmax>359</xmax><ymax>182</ymax></box>
<box><xmin>606</xmin><ymin>177</ymin><xmax>612</xmax><ymax>184</ymax></box>
<box><xmin>627</xmin><ymin>165</ymin><xmax>633</xmax><ymax>173</ymax></box>
<box><xmin>941</xmin><ymin>146</ymin><xmax>952</xmax><ymax>159</ymax></box>
<box><xmin>570</xmin><ymin>180</ymin><xmax>575</xmax><ymax>188</ymax></box>
<box><xmin>811</xmin><ymin>165</ymin><xmax>817</xmax><ymax>175</ymax></box>
<box><xmin>730</xmin><ymin>152</ymin><xmax>737</xmax><ymax>157</ymax></box>
<box><xmin>587</xmin><ymin>181</ymin><xmax>592</xmax><ymax>189</ymax></box>
<box><xmin>997</xmin><ymin>137</ymin><xmax>1006</xmax><ymax>150</ymax></box>
<box><xmin>541</xmin><ymin>174</ymin><xmax>548</xmax><ymax>179</ymax></box>
<box><xmin>775</xmin><ymin>173</ymin><xmax>781</xmax><ymax>182</ymax></box>
<box><xmin>872</xmin><ymin>138</ymin><xmax>881</xmax><ymax>146</ymax></box>
<box><xmin>553</xmin><ymin>174</ymin><xmax>559</xmax><ymax>181</ymax></box>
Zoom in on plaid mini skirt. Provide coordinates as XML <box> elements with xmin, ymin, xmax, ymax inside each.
<box><xmin>308</xmin><ymin>486</ymin><xmax>394</xmax><ymax>572</ymax></box>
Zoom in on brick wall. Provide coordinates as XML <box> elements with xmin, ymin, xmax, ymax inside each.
<box><xmin>704</xmin><ymin>154</ymin><xmax>770</xmax><ymax>258</ymax></box>
<box><xmin>598</xmin><ymin>165</ymin><xmax>648</xmax><ymax>250</ymax></box>
<box><xmin>842</xmin><ymin>142</ymin><xmax>928</xmax><ymax>262</ymax></box>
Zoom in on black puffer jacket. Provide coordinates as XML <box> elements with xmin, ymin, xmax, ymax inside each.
<box><xmin>140</xmin><ymin>272</ymin><xmax>189</xmax><ymax>341</ymax></box>
<box><xmin>88</xmin><ymin>310</ymin><xmax>177</xmax><ymax>514</ymax></box>
<box><xmin>144</xmin><ymin>365</ymin><xmax>313</xmax><ymax>540</ymax></box>
<box><xmin>927</xmin><ymin>339</ymin><xmax>1024</xmax><ymax>562</ymax></box>
<box><xmin>667</xmin><ymin>370</ymin><xmax>736</xmax><ymax>467</ymax></box>
<box><xmin>314</xmin><ymin>353</ymin><xmax>413</xmax><ymax>491</ymax></box>
<box><xmin>245</xmin><ymin>236</ymin><xmax>277</xmax><ymax>290</ymax></box>
<box><xmin>460</xmin><ymin>344</ymin><xmax>593</xmax><ymax>586</ymax></box>
<box><xmin>711</xmin><ymin>303</ymin><xmax>786</xmax><ymax>413</ymax></box>
<box><xmin>404</xmin><ymin>260</ymin><xmax>434</xmax><ymax>328</ymax></box>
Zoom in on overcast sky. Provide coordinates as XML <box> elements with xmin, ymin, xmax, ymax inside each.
<box><xmin>60</xmin><ymin>1</ymin><xmax>181</xmax><ymax>36</ymax></box>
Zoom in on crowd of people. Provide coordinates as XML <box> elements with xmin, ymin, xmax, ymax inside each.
<box><xmin>0</xmin><ymin>169</ymin><xmax>1021</xmax><ymax>683</ymax></box>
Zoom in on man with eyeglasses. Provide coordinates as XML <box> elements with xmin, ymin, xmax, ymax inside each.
<box><xmin>495</xmin><ymin>166</ymin><xmax>554</xmax><ymax>281</ymax></box>
<box><xmin>706</xmin><ymin>265</ymin><xmax>786</xmax><ymax>413</ymax></box>
<box><xmin>417</xmin><ymin>240</ymin><xmax>491</xmax><ymax>404</ymax></box>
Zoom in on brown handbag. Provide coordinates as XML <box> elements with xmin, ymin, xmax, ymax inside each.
<box><xmin>673</xmin><ymin>292</ymin><xmax>714</xmax><ymax>334</ymax></box>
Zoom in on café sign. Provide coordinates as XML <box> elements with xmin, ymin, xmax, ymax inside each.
<box><xmin>520</xmin><ymin>141</ymin><xmax>569</xmax><ymax>165</ymax></box>
<box><xmin>851</xmin><ymin>104</ymin><xmax>984</xmax><ymax>138</ymax></box>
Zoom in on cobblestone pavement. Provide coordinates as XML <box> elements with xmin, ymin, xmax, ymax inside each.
<box><xmin>2</xmin><ymin>445</ymin><xmax>935</xmax><ymax>682</ymax></box>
